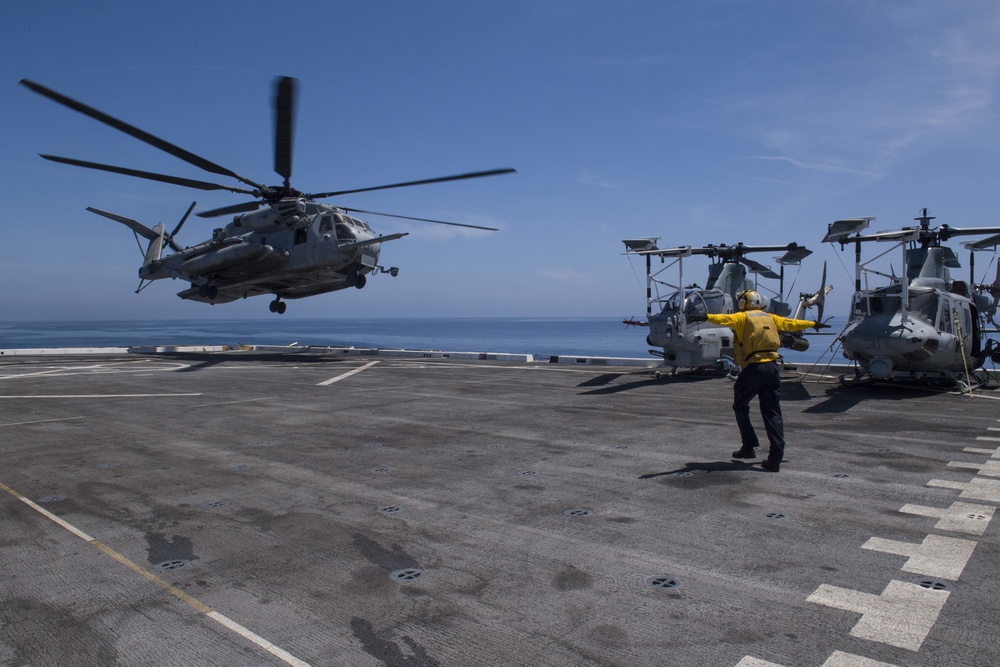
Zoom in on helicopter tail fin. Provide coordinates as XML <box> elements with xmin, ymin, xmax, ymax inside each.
<box><xmin>794</xmin><ymin>261</ymin><xmax>830</xmax><ymax>321</ymax></box>
<box><xmin>988</xmin><ymin>262</ymin><xmax>1000</xmax><ymax>326</ymax></box>
<box><xmin>142</xmin><ymin>223</ymin><xmax>166</xmax><ymax>265</ymax></box>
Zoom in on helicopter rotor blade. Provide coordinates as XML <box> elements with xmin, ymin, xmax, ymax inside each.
<box><xmin>308</xmin><ymin>168</ymin><xmax>516</xmax><ymax>199</ymax></box>
<box><xmin>39</xmin><ymin>155</ymin><xmax>257</xmax><ymax>195</ymax></box>
<box><xmin>20</xmin><ymin>79</ymin><xmax>268</xmax><ymax>192</ymax></box>
<box><xmin>339</xmin><ymin>207</ymin><xmax>499</xmax><ymax>231</ymax></box>
<box><xmin>196</xmin><ymin>201</ymin><xmax>262</xmax><ymax>219</ymax></box>
<box><xmin>273</xmin><ymin>76</ymin><xmax>296</xmax><ymax>188</ymax></box>
<box><xmin>166</xmin><ymin>201</ymin><xmax>197</xmax><ymax>251</ymax></box>
<box><xmin>740</xmin><ymin>257</ymin><xmax>780</xmax><ymax>279</ymax></box>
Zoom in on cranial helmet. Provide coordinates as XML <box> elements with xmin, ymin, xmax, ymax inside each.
<box><xmin>737</xmin><ymin>290</ymin><xmax>765</xmax><ymax>311</ymax></box>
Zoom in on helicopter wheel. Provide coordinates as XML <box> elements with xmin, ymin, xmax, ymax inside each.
<box><xmin>355</xmin><ymin>274</ymin><xmax>367</xmax><ymax>289</ymax></box>
<box><xmin>839</xmin><ymin>371</ymin><xmax>864</xmax><ymax>387</ymax></box>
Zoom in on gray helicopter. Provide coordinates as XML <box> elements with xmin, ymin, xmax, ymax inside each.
<box><xmin>824</xmin><ymin>209</ymin><xmax>1000</xmax><ymax>387</ymax></box>
<box><xmin>622</xmin><ymin>240</ymin><xmax>827</xmax><ymax>374</ymax></box>
<box><xmin>20</xmin><ymin>77</ymin><xmax>514</xmax><ymax>314</ymax></box>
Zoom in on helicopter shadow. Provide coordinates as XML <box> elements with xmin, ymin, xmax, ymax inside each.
<box><xmin>578</xmin><ymin>371</ymin><xmax>719</xmax><ymax>395</ymax></box>
<box><xmin>804</xmin><ymin>382</ymin><xmax>943</xmax><ymax>413</ymax></box>
<box><xmin>639</xmin><ymin>460</ymin><xmax>760</xmax><ymax>479</ymax></box>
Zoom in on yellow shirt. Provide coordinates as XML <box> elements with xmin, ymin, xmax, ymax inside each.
<box><xmin>705</xmin><ymin>311</ymin><xmax>815</xmax><ymax>368</ymax></box>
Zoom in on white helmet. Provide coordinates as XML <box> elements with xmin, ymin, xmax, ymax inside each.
<box><xmin>737</xmin><ymin>290</ymin><xmax>765</xmax><ymax>311</ymax></box>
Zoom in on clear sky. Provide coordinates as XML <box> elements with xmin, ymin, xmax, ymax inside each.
<box><xmin>3</xmin><ymin>1</ymin><xmax>999</xmax><ymax>321</ymax></box>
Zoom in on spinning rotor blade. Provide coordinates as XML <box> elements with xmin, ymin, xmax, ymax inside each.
<box><xmin>340</xmin><ymin>207</ymin><xmax>499</xmax><ymax>231</ymax></box>
<box><xmin>308</xmin><ymin>168</ymin><xmax>516</xmax><ymax>199</ymax></box>
<box><xmin>273</xmin><ymin>76</ymin><xmax>296</xmax><ymax>187</ymax></box>
<box><xmin>40</xmin><ymin>155</ymin><xmax>257</xmax><ymax>195</ymax></box>
<box><xmin>20</xmin><ymin>79</ymin><xmax>268</xmax><ymax>192</ymax></box>
<box><xmin>167</xmin><ymin>202</ymin><xmax>197</xmax><ymax>251</ymax></box>
<box><xmin>196</xmin><ymin>201</ymin><xmax>262</xmax><ymax>218</ymax></box>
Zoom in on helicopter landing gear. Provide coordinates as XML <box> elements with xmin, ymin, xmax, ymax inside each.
<box><xmin>269</xmin><ymin>298</ymin><xmax>287</xmax><ymax>314</ymax></box>
<box><xmin>355</xmin><ymin>273</ymin><xmax>367</xmax><ymax>289</ymax></box>
<box><xmin>198</xmin><ymin>283</ymin><xmax>218</xmax><ymax>300</ymax></box>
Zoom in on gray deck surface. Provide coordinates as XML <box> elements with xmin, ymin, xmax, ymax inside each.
<box><xmin>2</xmin><ymin>352</ymin><xmax>999</xmax><ymax>666</ymax></box>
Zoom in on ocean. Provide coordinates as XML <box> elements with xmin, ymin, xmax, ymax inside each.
<box><xmin>0</xmin><ymin>316</ymin><xmax>849</xmax><ymax>364</ymax></box>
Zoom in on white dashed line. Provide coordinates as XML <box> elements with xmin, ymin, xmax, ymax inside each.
<box><xmin>317</xmin><ymin>361</ymin><xmax>380</xmax><ymax>386</ymax></box>
<box><xmin>0</xmin><ymin>480</ymin><xmax>312</xmax><ymax>667</ymax></box>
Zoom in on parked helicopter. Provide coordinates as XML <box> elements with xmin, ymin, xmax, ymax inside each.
<box><xmin>622</xmin><ymin>239</ymin><xmax>828</xmax><ymax>374</ymax></box>
<box><xmin>823</xmin><ymin>209</ymin><xmax>1000</xmax><ymax>387</ymax></box>
<box><xmin>20</xmin><ymin>77</ymin><xmax>514</xmax><ymax>313</ymax></box>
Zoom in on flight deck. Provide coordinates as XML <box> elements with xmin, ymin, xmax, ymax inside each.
<box><xmin>2</xmin><ymin>351</ymin><xmax>999</xmax><ymax>666</ymax></box>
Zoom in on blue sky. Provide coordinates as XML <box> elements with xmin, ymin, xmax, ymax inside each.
<box><xmin>3</xmin><ymin>1</ymin><xmax>999</xmax><ymax>320</ymax></box>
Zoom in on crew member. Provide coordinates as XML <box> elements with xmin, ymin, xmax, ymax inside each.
<box><xmin>690</xmin><ymin>290</ymin><xmax>825</xmax><ymax>472</ymax></box>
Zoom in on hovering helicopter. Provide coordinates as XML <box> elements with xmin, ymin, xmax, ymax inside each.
<box><xmin>20</xmin><ymin>77</ymin><xmax>514</xmax><ymax>314</ymax></box>
<box><xmin>824</xmin><ymin>209</ymin><xmax>1000</xmax><ymax>387</ymax></box>
<box><xmin>622</xmin><ymin>239</ymin><xmax>828</xmax><ymax>374</ymax></box>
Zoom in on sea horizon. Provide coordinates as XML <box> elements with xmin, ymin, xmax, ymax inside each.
<box><xmin>0</xmin><ymin>315</ymin><xmax>849</xmax><ymax>364</ymax></box>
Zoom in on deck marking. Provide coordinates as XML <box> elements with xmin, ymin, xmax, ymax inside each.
<box><xmin>899</xmin><ymin>501</ymin><xmax>995</xmax><ymax>535</ymax></box>
<box><xmin>928</xmin><ymin>477</ymin><xmax>1000</xmax><ymax>502</ymax></box>
<box><xmin>317</xmin><ymin>360</ymin><xmax>380</xmax><ymax>386</ymax></box>
<box><xmin>0</xmin><ymin>479</ymin><xmax>312</xmax><ymax>667</ymax></box>
<box><xmin>964</xmin><ymin>446</ymin><xmax>1000</xmax><ymax>458</ymax></box>
<box><xmin>0</xmin><ymin>393</ymin><xmax>202</xmax><ymax>399</ymax></box>
<box><xmin>861</xmin><ymin>535</ymin><xmax>976</xmax><ymax>580</ymax></box>
<box><xmin>807</xmin><ymin>580</ymin><xmax>949</xmax><ymax>651</ymax></box>
<box><xmin>0</xmin><ymin>416</ymin><xmax>86</xmax><ymax>427</ymax></box>
<box><xmin>736</xmin><ymin>653</ymin><xmax>900</xmax><ymax>667</ymax></box>
<box><xmin>947</xmin><ymin>459</ymin><xmax>1000</xmax><ymax>477</ymax></box>
<box><xmin>976</xmin><ymin>436</ymin><xmax>1000</xmax><ymax>442</ymax></box>
<box><xmin>821</xmin><ymin>652</ymin><xmax>900</xmax><ymax>666</ymax></box>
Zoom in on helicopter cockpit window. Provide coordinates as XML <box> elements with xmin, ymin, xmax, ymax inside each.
<box><xmin>336</xmin><ymin>223</ymin><xmax>356</xmax><ymax>242</ymax></box>
<box><xmin>319</xmin><ymin>215</ymin><xmax>334</xmax><ymax>234</ymax></box>
<box><xmin>698</xmin><ymin>292</ymin><xmax>726</xmax><ymax>314</ymax></box>
<box><xmin>909</xmin><ymin>291</ymin><xmax>938</xmax><ymax>324</ymax></box>
<box><xmin>863</xmin><ymin>294</ymin><xmax>901</xmax><ymax>315</ymax></box>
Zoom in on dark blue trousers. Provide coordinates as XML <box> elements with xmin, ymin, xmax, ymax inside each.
<box><xmin>733</xmin><ymin>361</ymin><xmax>784</xmax><ymax>464</ymax></box>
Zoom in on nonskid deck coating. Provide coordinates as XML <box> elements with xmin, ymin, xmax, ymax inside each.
<box><xmin>1</xmin><ymin>351</ymin><xmax>999</xmax><ymax>667</ymax></box>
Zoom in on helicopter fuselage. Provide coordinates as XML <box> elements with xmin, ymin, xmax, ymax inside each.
<box><xmin>840</xmin><ymin>284</ymin><xmax>981</xmax><ymax>378</ymax></box>
<box><xmin>138</xmin><ymin>201</ymin><xmax>402</xmax><ymax>306</ymax></box>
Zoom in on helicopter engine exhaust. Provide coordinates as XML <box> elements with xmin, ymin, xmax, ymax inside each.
<box><xmin>237</xmin><ymin>199</ymin><xmax>308</xmax><ymax>232</ymax></box>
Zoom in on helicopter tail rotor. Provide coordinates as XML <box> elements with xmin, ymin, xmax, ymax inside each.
<box><xmin>988</xmin><ymin>262</ymin><xmax>1000</xmax><ymax>326</ymax></box>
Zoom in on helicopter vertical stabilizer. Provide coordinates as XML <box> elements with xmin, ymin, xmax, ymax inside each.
<box><xmin>143</xmin><ymin>223</ymin><xmax>166</xmax><ymax>266</ymax></box>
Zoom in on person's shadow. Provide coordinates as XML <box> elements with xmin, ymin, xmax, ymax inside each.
<box><xmin>639</xmin><ymin>460</ymin><xmax>765</xmax><ymax>479</ymax></box>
